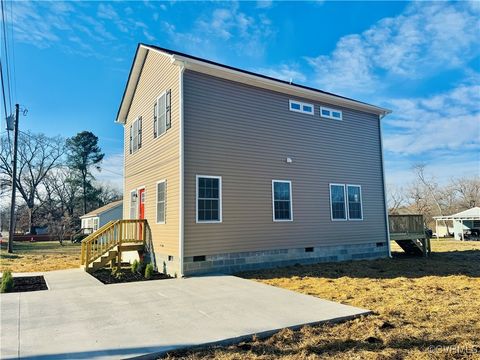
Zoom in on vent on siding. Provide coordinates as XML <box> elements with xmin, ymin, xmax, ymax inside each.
<box><xmin>168</xmin><ymin>255</ymin><xmax>174</xmax><ymax>261</ymax></box>
<box><xmin>305</xmin><ymin>247</ymin><xmax>314</xmax><ymax>253</ymax></box>
<box><xmin>193</xmin><ymin>255</ymin><xmax>206</xmax><ymax>262</ymax></box>
<box><xmin>376</xmin><ymin>242</ymin><xmax>385</xmax><ymax>247</ymax></box>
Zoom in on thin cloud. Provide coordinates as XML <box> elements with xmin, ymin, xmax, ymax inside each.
<box><xmin>383</xmin><ymin>84</ymin><xmax>480</xmax><ymax>156</ymax></box>
<box><xmin>306</xmin><ymin>2</ymin><xmax>480</xmax><ymax>96</ymax></box>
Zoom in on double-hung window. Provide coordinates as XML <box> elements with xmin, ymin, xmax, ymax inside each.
<box><xmin>156</xmin><ymin>180</ymin><xmax>166</xmax><ymax>224</ymax></box>
<box><xmin>272</xmin><ymin>180</ymin><xmax>293</xmax><ymax>221</ymax></box>
<box><xmin>129</xmin><ymin>117</ymin><xmax>142</xmax><ymax>153</ymax></box>
<box><xmin>289</xmin><ymin>100</ymin><xmax>314</xmax><ymax>115</ymax></box>
<box><xmin>347</xmin><ymin>185</ymin><xmax>363</xmax><ymax>220</ymax></box>
<box><xmin>196</xmin><ymin>175</ymin><xmax>222</xmax><ymax>223</ymax></box>
<box><xmin>154</xmin><ymin>90</ymin><xmax>171</xmax><ymax>138</ymax></box>
<box><xmin>330</xmin><ymin>184</ymin><xmax>346</xmax><ymax>220</ymax></box>
<box><xmin>330</xmin><ymin>184</ymin><xmax>363</xmax><ymax>221</ymax></box>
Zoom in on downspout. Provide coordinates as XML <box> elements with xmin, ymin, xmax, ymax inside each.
<box><xmin>379</xmin><ymin>112</ymin><xmax>392</xmax><ymax>258</ymax></box>
<box><xmin>178</xmin><ymin>63</ymin><xmax>185</xmax><ymax>277</ymax></box>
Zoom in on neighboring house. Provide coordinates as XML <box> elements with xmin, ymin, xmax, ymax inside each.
<box><xmin>433</xmin><ymin>207</ymin><xmax>480</xmax><ymax>240</ymax></box>
<box><xmin>80</xmin><ymin>200</ymin><xmax>123</xmax><ymax>234</ymax></box>
<box><xmin>116</xmin><ymin>44</ymin><xmax>391</xmax><ymax>276</ymax></box>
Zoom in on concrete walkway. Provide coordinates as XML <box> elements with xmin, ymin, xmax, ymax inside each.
<box><xmin>1</xmin><ymin>274</ymin><xmax>370</xmax><ymax>359</ymax></box>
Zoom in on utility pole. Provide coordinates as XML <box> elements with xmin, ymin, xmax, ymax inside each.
<box><xmin>7</xmin><ymin>103</ymin><xmax>19</xmax><ymax>253</ymax></box>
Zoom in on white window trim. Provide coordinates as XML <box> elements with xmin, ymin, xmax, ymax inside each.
<box><xmin>156</xmin><ymin>179</ymin><xmax>167</xmax><ymax>224</ymax></box>
<box><xmin>289</xmin><ymin>99</ymin><xmax>314</xmax><ymax>115</ymax></box>
<box><xmin>196</xmin><ymin>175</ymin><xmax>222</xmax><ymax>224</ymax></box>
<box><xmin>329</xmin><ymin>183</ymin><xmax>347</xmax><ymax>221</ymax></box>
<box><xmin>272</xmin><ymin>180</ymin><xmax>293</xmax><ymax>222</ymax></box>
<box><xmin>155</xmin><ymin>91</ymin><xmax>167</xmax><ymax>139</ymax></box>
<box><xmin>320</xmin><ymin>106</ymin><xmax>343</xmax><ymax>120</ymax></box>
<box><xmin>347</xmin><ymin>184</ymin><xmax>363</xmax><ymax>221</ymax></box>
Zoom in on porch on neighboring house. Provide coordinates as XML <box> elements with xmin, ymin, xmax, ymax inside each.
<box><xmin>433</xmin><ymin>207</ymin><xmax>480</xmax><ymax>241</ymax></box>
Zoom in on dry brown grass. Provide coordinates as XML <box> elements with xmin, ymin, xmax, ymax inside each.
<box><xmin>0</xmin><ymin>241</ymin><xmax>81</xmax><ymax>272</ymax></box>
<box><xmin>165</xmin><ymin>240</ymin><xmax>480</xmax><ymax>359</ymax></box>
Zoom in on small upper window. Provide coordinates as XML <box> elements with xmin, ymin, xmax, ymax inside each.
<box><xmin>272</xmin><ymin>180</ymin><xmax>293</xmax><ymax>221</ymax></box>
<box><xmin>330</xmin><ymin>184</ymin><xmax>346</xmax><ymax>221</ymax></box>
<box><xmin>154</xmin><ymin>90</ymin><xmax>171</xmax><ymax>138</ymax></box>
<box><xmin>347</xmin><ymin>185</ymin><xmax>363</xmax><ymax>220</ymax></box>
<box><xmin>320</xmin><ymin>106</ymin><xmax>343</xmax><ymax>120</ymax></box>
<box><xmin>289</xmin><ymin>100</ymin><xmax>314</xmax><ymax>115</ymax></box>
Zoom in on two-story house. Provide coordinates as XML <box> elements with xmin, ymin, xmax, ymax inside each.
<box><xmin>116</xmin><ymin>43</ymin><xmax>391</xmax><ymax>277</ymax></box>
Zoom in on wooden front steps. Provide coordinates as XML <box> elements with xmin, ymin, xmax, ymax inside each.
<box><xmin>80</xmin><ymin>219</ymin><xmax>147</xmax><ymax>273</ymax></box>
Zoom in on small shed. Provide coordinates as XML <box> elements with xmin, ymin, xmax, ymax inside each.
<box><xmin>433</xmin><ymin>207</ymin><xmax>480</xmax><ymax>240</ymax></box>
<box><xmin>80</xmin><ymin>200</ymin><xmax>123</xmax><ymax>234</ymax></box>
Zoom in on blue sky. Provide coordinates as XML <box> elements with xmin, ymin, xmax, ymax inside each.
<box><xmin>3</xmin><ymin>0</ymin><xmax>479</xmax><ymax>190</ymax></box>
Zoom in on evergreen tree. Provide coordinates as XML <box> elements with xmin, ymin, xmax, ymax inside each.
<box><xmin>66</xmin><ymin>131</ymin><xmax>104</xmax><ymax>215</ymax></box>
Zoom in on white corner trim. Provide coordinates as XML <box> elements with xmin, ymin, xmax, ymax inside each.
<box><xmin>179</xmin><ymin>64</ymin><xmax>185</xmax><ymax>277</ymax></box>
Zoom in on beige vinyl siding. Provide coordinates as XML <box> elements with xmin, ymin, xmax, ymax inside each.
<box><xmin>123</xmin><ymin>50</ymin><xmax>180</xmax><ymax>258</ymax></box>
<box><xmin>183</xmin><ymin>70</ymin><xmax>387</xmax><ymax>257</ymax></box>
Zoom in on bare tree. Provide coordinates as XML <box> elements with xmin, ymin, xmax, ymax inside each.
<box><xmin>451</xmin><ymin>177</ymin><xmax>480</xmax><ymax>209</ymax></box>
<box><xmin>0</xmin><ymin>132</ymin><xmax>65</xmax><ymax>232</ymax></box>
<box><xmin>387</xmin><ymin>184</ymin><xmax>406</xmax><ymax>214</ymax></box>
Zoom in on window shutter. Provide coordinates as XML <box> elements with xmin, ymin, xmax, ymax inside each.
<box><xmin>166</xmin><ymin>89</ymin><xmax>171</xmax><ymax>129</ymax></box>
<box><xmin>153</xmin><ymin>102</ymin><xmax>157</xmax><ymax>138</ymax></box>
<box><xmin>129</xmin><ymin>125</ymin><xmax>133</xmax><ymax>154</ymax></box>
<box><xmin>138</xmin><ymin>117</ymin><xmax>142</xmax><ymax>149</ymax></box>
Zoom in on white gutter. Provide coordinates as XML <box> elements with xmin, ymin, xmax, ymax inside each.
<box><xmin>178</xmin><ymin>62</ymin><xmax>185</xmax><ymax>278</ymax></box>
<box><xmin>379</xmin><ymin>114</ymin><xmax>391</xmax><ymax>258</ymax></box>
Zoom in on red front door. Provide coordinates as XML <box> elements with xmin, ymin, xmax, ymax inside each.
<box><xmin>138</xmin><ymin>188</ymin><xmax>145</xmax><ymax>220</ymax></box>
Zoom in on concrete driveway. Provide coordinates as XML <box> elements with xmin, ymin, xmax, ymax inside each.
<box><xmin>1</xmin><ymin>270</ymin><xmax>370</xmax><ymax>359</ymax></box>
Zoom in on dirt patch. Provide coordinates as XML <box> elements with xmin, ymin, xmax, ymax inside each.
<box><xmin>163</xmin><ymin>240</ymin><xmax>480</xmax><ymax>360</ymax></box>
<box><xmin>10</xmin><ymin>276</ymin><xmax>48</xmax><ymax>293</ymax></box>
<box><xmin>91</xmin><ymin>268</ymin><xmax>171</xmax><ymax>284</ymax></box>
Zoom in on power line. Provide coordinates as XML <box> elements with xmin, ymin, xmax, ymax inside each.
<box><xmin>8</xmin><ymin>0</ymin><xmax>16</xmax><ymax>102</ymax></box>
<box><xmin>0</xmin><ymin>59</ymin><xmax>7</xmax><ymax>117</ymax></box>
<box><xmin>0</xmin><ymin>0</ymin><xmax>12</xmax><ymax>113</ymax></box>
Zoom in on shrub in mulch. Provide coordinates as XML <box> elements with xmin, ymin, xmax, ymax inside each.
<box><xmin>92</xmin><ymin>267</ymin><xmax>171</xmax><ymax>284</ymax></box>
<box><xmin>1</xmin><ymin>272</ymin><xmax>47</xmax><ymax>293</ymax></box>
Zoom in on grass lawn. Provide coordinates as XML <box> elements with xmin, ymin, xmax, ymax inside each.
<box><xmin>165</xmin><ymin>240</ymin><xmax>480</xmax><ymax>360</ymax></box>
<box><xmin>0</xmin><ymin>241</ymin><xmax>81</xmax><ymax>272</ymax></box>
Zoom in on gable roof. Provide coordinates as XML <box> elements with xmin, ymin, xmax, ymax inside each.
<box><xmin>116</xmin><ymin>43</ymin><xmax>391</xmax><ymax>124</ymax></box>
<box><xmin>80</xmin><ymin>200</ymin><xmax>123</xmax><ymax>219</ymax></box>
<box><xmin>433</xmin><ymin>207</ymin><xmax>480</xmax><ymax>220</ymax></box>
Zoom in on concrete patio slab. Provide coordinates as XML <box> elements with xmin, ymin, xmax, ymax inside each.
<box><xmin>1</xmin><ymin>274</ymin><xmax>370</xmax><ymax>359</ymax></box>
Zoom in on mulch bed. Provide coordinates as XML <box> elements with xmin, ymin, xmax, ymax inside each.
<box><xmin>11</xmin><ymin>276</ymin><xmax>48</xmax><ymax>292</ymax></box>
<box><xmin>92</xmin><ymin>268</ymin><xmax>171</xmax><ymax>284</ymax></box>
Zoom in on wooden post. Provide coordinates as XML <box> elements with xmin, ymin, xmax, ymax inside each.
<box><xmin>142</xmin><ymin>220</ymin><xmax>146</xmax><ymax>242</ymax></box>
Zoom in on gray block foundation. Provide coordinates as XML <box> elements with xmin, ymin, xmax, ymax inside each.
<box><xmin>183</xmin><ymin>242</ymin><xmax>388</xmax><ymax>276</ymax></box>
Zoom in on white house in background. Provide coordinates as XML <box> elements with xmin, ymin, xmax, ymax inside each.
<box><xmin>433</xmin><ymin>207</ymin><xmax>480</xmax><ymax>240</ymax></box>
<box><xmin>80</xmin><ymin>200</ymin><xmax>123</xmax><ymax>234</ymax></box>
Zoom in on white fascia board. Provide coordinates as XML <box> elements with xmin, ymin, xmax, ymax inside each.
<box><xmin>170</xmin><ymin>54</ymin><xmax>391</xmax><ymax>117</ymax></box>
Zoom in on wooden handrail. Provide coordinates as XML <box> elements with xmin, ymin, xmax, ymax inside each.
<box><xmin>80</xmin><ymin>219</ymin><xmax>147</xmax><ymax>268</ymax></box>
